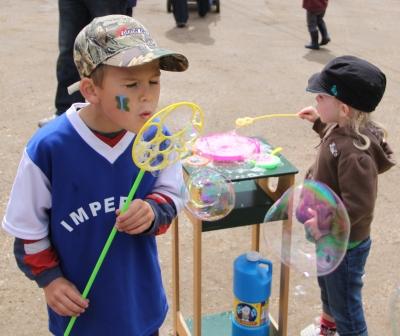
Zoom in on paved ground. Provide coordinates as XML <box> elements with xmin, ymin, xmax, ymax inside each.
<box><xmin>0</xmin><ymin>0</ymin><xmax>399</xmax><ymax>335</ymax></box>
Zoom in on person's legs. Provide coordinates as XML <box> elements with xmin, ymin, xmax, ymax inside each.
<box><xmin>322</xmin><ymin>238</ymin><xmax>371</xmax><ymax>336</ymax></box>
<box><xmin>55</xmin><ymin>0</ymin><xmax>89</xmax><ymax>116</ymax></box>
<box><xmin>316</xmin><ymin>11</ymin><xmax>330</xmax><ymax>45</ymax></box>
<box><xmin>171</xmin><ymin>0</ymin><xmax>188</xmax><ymax>27</ymax></box>
<box><xmin>126</xmin><ymin>0</ymin><xmax>137</xmax><ymax>16</ymax></box>
<box><xmin>55</xmin><ymin>0</ymin><xmax>130</xmax><ymax>117</ymax></box>
<box><xmin>197</xmin><ymin>0</ymin><xmax>210</xmax><ymax>17</ymax></box>
<box><xmin>86</xmin><ymin>0</ymin><xmax>129</xmax><ymax>17</ymax></box>
<box><xmin>317</xmin><ymin>276</ymin><xmax>337</xmax><ymax>335</ymax></box>
<box><xmin>305</xmin><ymin>11</ymin><xmax>319</xmax><ymax>50</ymax></box>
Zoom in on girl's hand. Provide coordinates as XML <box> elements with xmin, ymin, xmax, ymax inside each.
<box><xmin>44</xmin><ymin>277</ymin><xmax>89</xmax><ymax>317</ymax></box>
<box><xmin>297</xmin><ymin>106</ymin><xmax>319</xmax><ymax>123</ymax></box>
<box><xmin>304</xmin><ymin>208</ymin><xmax>323</xmax><ymax>241</ymax></box>
<box><xmin>115</xmin><ymin>199</ymin><xmax>155</xmax><ymax>235</ymax></box>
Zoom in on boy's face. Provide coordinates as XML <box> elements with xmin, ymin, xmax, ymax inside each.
<box><xmin>95</xmin><ymin>60</ymin><xmax>161</xmax><ymax>133</ymax></box>
<box><xmin>315</xmin><ymin>94</ymin><xmax>341</xmax><ymax>124</ymax></box>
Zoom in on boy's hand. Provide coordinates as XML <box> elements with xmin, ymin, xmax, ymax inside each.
<box><xmin>115</xmin><ymin>199</ymin><xmax>155</xmax><ymax>235</ymax></box>
<box><xmin>297</xmin><ymin>106</ymin><xmax>319</xmax><ymax>123</ymax></box>
<box><xmin>43</xmin><ymin>277</ymin><xmax>89</xmax><ymax>317</ymax></box>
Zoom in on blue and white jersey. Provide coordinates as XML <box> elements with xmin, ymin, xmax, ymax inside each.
<box><xmin>2</xmin><ymin>103</ymin><xmax>184</xmax><ymax>336</ymax></box>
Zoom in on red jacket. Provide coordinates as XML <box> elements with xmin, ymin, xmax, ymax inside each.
<box><xmin>303</xmin><ymin>0</ymin><xmax>328</xmax><ymax>12</ymax></box>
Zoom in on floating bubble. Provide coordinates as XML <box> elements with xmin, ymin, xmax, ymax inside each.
<box><xmin>391</xmin><ymin>285</ymin><xmax>400</xmax><ymax>336</ymax></box>
<box><xmin>182</xmin><ymin>167</ymin><xmax>235</xmax><ymax>221</ymax></box>
<box><xmin>263</xmin><ymin>180</ymin><xmax>350</xmax><ymax>277</ymax></box>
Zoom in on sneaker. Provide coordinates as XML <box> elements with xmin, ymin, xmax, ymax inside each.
<box><xmin>300</xmin><ymin>322</ymin><xmax>338</xmax><ymax>336</ymax></box>
<box><xmin>38</xmin><ymin>114</ymin><xmax>57</xmax><ymax>128</ymax></box>
<box><xmin>300</xmin><ymin>323</ymin><xmax>321</xmax><ymax>336</ymax></box>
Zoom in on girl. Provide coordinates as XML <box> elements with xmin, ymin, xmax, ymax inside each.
<box><xmin>298</xmin><ymin>55</ymin><xmax>396</xmax><ymax>336</ymax></box>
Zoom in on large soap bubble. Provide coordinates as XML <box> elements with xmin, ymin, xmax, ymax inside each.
<box><xmin>263</xmin><ymin>180</ymin><xmax>350</xmax><ymax>277</ymax></box>
<box><xmin>182</xmin><ymin>167</ymin><xmax>235</xmax><ymax>221</ymax></box>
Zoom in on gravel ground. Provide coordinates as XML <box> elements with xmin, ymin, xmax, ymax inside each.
<box><xmin>0</xmin><ymin>0</ymin><xmax>399</xmax><ymax>335</ymax></box>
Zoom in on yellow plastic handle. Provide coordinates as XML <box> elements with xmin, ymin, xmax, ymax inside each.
<box><xmin>235</xmin><ymin>113</ymin><xmax>298</xmax><ymax>127</ymax></box>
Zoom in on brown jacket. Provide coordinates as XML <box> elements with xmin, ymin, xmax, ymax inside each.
<box><xmin>307</xmin><ymin>118</ymin><xmax>396</xmax><ymax>241</ymax></box>
<box><xmin>303</xmin><ymin>0</ymin><xmax>328</xmax><ymax>13</ymax></box>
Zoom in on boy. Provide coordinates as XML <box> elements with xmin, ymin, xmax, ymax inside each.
<box><xmin>2</xmin><ymin>15</ymin><xmax>188</xmax><ymax>336</ymax></box>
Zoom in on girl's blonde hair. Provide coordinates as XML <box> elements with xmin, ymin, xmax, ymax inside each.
<box><xmin>349</xmin><ymin>108</ymin><xmax>387</xmax><ymax>150</ymax></box>
<box><xmin>323</xmin><ymin>107</ymin><xmax>388</xmax><ymax>150</ymax></box>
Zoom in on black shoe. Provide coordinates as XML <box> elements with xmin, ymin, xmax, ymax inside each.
<box><xmin>305</xmin><ymin>43</ymin><xmax>319</xmax><ymax>50</ymax></box>
<box><xmin>320</xmin><ymin>37</ymin><xmax>331</xmax><ymax>46</ymax></box>
<box><xmin>305</xmin><ymin>31</ymin><xmax>319</xmax><ymax>50</ymax></box>
<box><xmin>176</xmin><ymin>22</ymin><xmax>186</xmax><ymax>28</ymax></box>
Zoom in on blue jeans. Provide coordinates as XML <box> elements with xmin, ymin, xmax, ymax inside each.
<box><xmin>56</xmin><ymin>0</ymin><xmax>130</xmax><ymax>115</ymax></box>
<box><xmin>318</xmin><ymin>238</ymin><xmax>371</xmax><ymax>336</ymax></box>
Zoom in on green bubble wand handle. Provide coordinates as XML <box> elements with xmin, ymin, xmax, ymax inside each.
<box><xmin>64</xmin><ymin>169</ymin><xmax>145</xmax><ymax>336</ymax></box>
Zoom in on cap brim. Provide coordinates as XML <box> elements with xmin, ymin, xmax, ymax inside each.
<box><xmin>103</xmin><ymin>46</ymin><xmax>189</xmax><ymax>72</ymax></box>
<box><xmin>158</xmin><ymin>48</ymin><xmax>189</xmax><ymax>72</ymax></box>
<box><xmin>306</xmin><ymin>72</ymin><xmax>331</xmax><ymax>95</ymax></box>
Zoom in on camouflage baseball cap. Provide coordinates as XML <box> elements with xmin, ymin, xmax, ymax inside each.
<box><xmin>73</xmin><ymin>14</ymin><xmax>188</xmax><ymax>79</ymax></box>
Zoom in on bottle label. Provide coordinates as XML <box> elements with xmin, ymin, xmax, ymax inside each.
<box><xmin>233</xmin><ymin>298</ymin><xmax>269</xmax><ymax>327</ymax></box>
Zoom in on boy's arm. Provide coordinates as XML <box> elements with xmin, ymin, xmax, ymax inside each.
<box><xmin>14</xmin><ymin>237</ymin><xmax>63</xmax><ymax>288</ymax></box>
<box><xmin>144</xmin><ymin>192</ymin><xmax>177</xmax><ymax>235</ymax></box>
<box><xmin>144</xmin><ymin>161</ymin><xmax>184</xmax><ymax>236</ymax></box>
<box><xmin>14</xmin><ymin>237</ymin><xmax>88</xmax><ymax>316</ymax></box>
<box><xmin>2</xmin><ymin>149</ymin><xmax>61</xmax><ymax>286</ymax></box>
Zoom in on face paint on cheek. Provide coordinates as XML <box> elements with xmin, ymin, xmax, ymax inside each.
<box><xmin>115</xmin><ymin>95</ymin><xmax>130</xmax><ymax>112</ymax></box>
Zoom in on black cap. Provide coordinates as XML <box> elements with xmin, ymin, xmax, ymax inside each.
<box><xmin>307</xmin><ymin>55</ymin><xmax>386</xmax><ymax>112</ymax></box>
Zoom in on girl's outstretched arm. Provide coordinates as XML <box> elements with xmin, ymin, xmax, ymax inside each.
<box><xmin>298</xmin><ymin>106</ymin><xmax>319</xmax><ymax>123</ymax></box>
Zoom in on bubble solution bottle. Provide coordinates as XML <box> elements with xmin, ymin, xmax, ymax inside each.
<box><xmin>232</xmin><ymin>252</ymin><xmax>273</xmax><ymax>336</ymax></box>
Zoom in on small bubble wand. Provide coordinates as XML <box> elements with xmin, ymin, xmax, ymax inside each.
<box><xmin>235</xmin><ymin>113</ymin><xmax>298</xmax><ymax>127</ymax></box>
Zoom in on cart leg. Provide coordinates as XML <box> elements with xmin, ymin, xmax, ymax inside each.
<box><xmin>193</xmin><ymin>219</ymin><xmax>202</xmax><ymax>336</ymax></box>
<box><xmin>251</xmin><ymin>223</ymin><xmax>260</xmax><ymax>251</ymax></box>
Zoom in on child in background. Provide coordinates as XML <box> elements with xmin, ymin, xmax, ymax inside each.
<box><xmin>298</xmin><ymin>55</ymin><xmax>396</xmax><ymax>335</ymax></box>
<box><xmin>2</xmin><ymin>15</ymin><xmax>188</xmax><ymax>336</ymax></box>
<box><xmin>303</xmin><ymin>0</ymin><xmax>330</xmax><ymax>50</ymax></box>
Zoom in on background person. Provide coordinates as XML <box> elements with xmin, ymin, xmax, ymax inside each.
<box><xmin>38</xmin><ymin>0</ymin><xmax>133</xmax><ymax>127</ymax></box>
<box><xmin>302</xmin><ymin>0</ymin><xmax>330</xmax><ymax>50</ymax></box>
